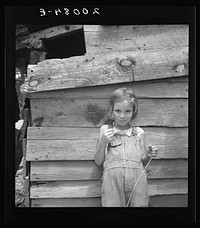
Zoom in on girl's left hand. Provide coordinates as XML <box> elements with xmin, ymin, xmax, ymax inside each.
<box><xmin>147</xmin><ymin>145</ymin><xmax>158</xmax><ymax>158</ymax></box>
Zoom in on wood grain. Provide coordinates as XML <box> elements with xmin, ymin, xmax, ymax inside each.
<box><xmin>26</xmin><ymin>139</ymin><xmax>96</xmax><ymax>161</ymax></box>
<box><xmin>31</xmin><ymin>197</ymin><xmax>102</xmax><ymax>207</ymax></box>
<box><xmin>20</xmin><ymin>25</ymin><xmax>189</xmax><ymax>208</ymax></box>
<box><xmin>30</xmin><ymin>159</ymin><xmax>188</xmax><ymax>181</ymax></box>
<box><xmin>83</xmin><ymin>25</ymin><xmax>188</xmax><ymax>54</ymax></box>
<box><xmin>30</xmin><ymin>98</ymin><xmax>188</xmax><ymax>127</ymax></box>
<box><xmin>27</xmin><ymin>77</ymin><xmax>188</xmax><ymax>99</ymax></box>
<box><xmin>27</xmin><ymin>126</ymin><xmax>187</xmax><ymax>140</ymax></box>
<box><xmin>26</xmin><ymin>127</ymin><xmax>188</xmax><ymax>161</ymax></box>
<box><xmin>31</xmin><ymin>194</ymin><xmax>187</xmax><ymax>207</ymax></box>
<box><xmin>30</xmin><ymin>178</ymin><xmax>188</xmax><ymax>198</ymax></box>
<box><xmin>22</xmin><ymin>46</ymin><xmax>188</xmax><ymax>93</ymax></box>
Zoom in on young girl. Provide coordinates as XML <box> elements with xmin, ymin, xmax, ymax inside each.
<box><xmin>94</xmin><ymin>87</ymin><xmax>158</xmax><ymax>207</ymax></box>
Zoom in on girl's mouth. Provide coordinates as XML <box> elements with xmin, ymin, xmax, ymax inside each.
<box><xmin>118</xmin><ymin>119</ymin><xmax>127</xmax><ymax>124</ymax></box>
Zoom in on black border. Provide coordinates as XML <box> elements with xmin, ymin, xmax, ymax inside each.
<box><xmin>4</xmin><ymin>5</ymin><xmax>196</xmax><ymax>223</ymax></box>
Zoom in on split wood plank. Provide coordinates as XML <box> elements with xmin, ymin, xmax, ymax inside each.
<box><xmin>30</xmin><ymin>178</ymin><xmax>188</xmax><ymax>198</ymax></box>
<box><xmin>26</xmin><ymin>127</ymin><xmax>188</xmax><ymax>161</ymax></box>
<box><xmin>27</xmin><ymin>77</ymin><xmax>188</xmax><ymax>99</ymax></box>
<box><xmin>22</xmin><ymin>46</ymin><xmax>188</xmax><ymax>93</ymax></box>
<box><xmin>30</xmin><ymin>159</ymin><xmax>188</xmax><ymax>181</ymax></box>
<box><xmin>30</xmin><ymin>98</ymin><xmax>188</xmax><ymax>127</ymax></box>
<box><xmin>83</xmin><ymin>25</ymin><xmax>189</xmax><ymax>54</ymax></box>
<box><xmin>31</xmin><ymin>194</ymin><xmax>187</xmax><ymax>207</ymax></box>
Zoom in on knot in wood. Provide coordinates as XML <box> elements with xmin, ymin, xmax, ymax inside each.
<box><xmin>120</xmin><ymin>59</ymin><xmax>133</xmax><ymax>67</ymax></box>
<box><xmin>175</xmin><ymin>64</ymin><xmax>185</xmax><ymax>73</ymax></box>
<box><xmin>29</xmin><ymin>80</ymin><xmax>39</xmax><ymax>87</ymax></box>
<box><xmin>28</xmin><ymin>76</ymin><xmax>41</xmax><ymax>87</ymax></box>
<box><xmin>116</xmin><ymin>57</ymin><xmax>136</xmax><ymax>69</ymax></box>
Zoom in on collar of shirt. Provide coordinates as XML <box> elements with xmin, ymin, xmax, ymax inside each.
<box><xmin>113</xmin><ymin>126</ymin><xmax>133</xmax><ymax>137</ymax></box>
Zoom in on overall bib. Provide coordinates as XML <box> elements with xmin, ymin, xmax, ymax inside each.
<box><xmin>101</xmin><ymin>126</ymin><xmax>150</xmax><ymax>207</ymax></box>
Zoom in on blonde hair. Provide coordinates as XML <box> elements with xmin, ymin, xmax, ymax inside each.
<box><xmin>104</xmin><ymin>87</ymin><xmax>138</xmax><ymax>125</ymax></box>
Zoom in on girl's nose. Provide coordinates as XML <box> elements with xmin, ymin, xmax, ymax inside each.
<box><xmin>120</xmin><ymin>112</ymin><xmax>125</xmax><ymax>118</ymax></box>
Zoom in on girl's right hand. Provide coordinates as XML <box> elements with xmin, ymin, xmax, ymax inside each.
<box><xmin>100</xmin><ymin>128</ymin><xmax>115</xmax><ymax>144</ymax></box>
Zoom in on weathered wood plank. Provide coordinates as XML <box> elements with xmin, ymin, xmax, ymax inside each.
<box><xmin>26</xmin><ymin>139</ymin><xmax>96</xmax><ymax>161</ymax></box>
<box><xmin>27</xmin><ymin>126</ymin><xmax>187</xmax><ymax>141</ymax></box>
<box><xmin>26</xmin><ymin>127</ymin><xmax>188</xmax><ymax>161</ymax></box>
<box><xmin>21</xmin><ymin>47</ymin><xmax>188</xmax><ymax>93</ymax></box>
<box><xmin>148</xmin><ymin>178</ymin><xmax>188</xmax><ymax>196</ymax></box>
<box><xmin>30</xmin><ymin>159</ymin><xmax>188</xmax><ymax>181</ymax></box>
<box><xmin>30</xmin><ymin>98</ymin><xmax>188</xmax><ymax>127</ymax></box>
<box><xmin>31</xmin><ymin>161</ymin><xmax>103</xmax><ymax>181</ymax></box>
<box><xmin>30</xmin><ymin>178</ymin><xmax>188</xmax><ymax>198</ymax></box>
<box><xmin>27</xmin><ymin>77</ymin><xmax>188</xmax><ymax>99</ymax></box>
<box><xmin>31</xmin><ymin>194</ymin><xmax>187</xmax><ymax>207</ymax></box>
<box><xmin>30</xmin><ymin>180</ymin><xmax>101</xmax><ymax>198</ymax></box>
<box><xmin>31</xmin><ymin>197</ymin><xmax>102</xmax><ymax>207</ymax></box>
<box><xmin>148</xmin><ymin>159</ymin><xmax>188</xmax><ymax>179</ymax></box>
<box><xmin>83</xmin><ymin>25</ymin><xmax>189</xmax><ymax>54</ymax></box>
<box><xmin>26</xmin><ymin>138</ymin><xmax>188</xmax><ymax>160</ymax></box>
<box><xmin>149</xmin><ymin>194</ymin><xmax>188</xmax><ymax>207</ymax></box>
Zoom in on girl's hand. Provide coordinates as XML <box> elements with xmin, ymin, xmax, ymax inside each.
<box><xmin>147</xmin><ymin>144</ymin><xmax>158</xmax><ymax>158</ymax></box>
<box><xmin>100</xmin><ymin>128</ymin><xmax>115</xmax><ymax>144</ymax></box>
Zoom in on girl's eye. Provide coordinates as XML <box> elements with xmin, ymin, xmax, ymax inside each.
<box><xmin>126</xmin><ymin>110</ymin><xmax>132</xmax><ymax>113</ymax></box>
<box><xmin>114</xmin><ymin>110</ymin><xmax>121</xmax><ymax>113</ymax></box>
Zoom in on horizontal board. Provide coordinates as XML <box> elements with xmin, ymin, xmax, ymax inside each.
<box><xmin>30</xmin><ymin>159</ymin><xmax>188</xmax><ymax>181</ymax></box>
<box><xmin>30</xmin><ymin>180</ymin><xmax>101</xmax><ymax>198</ymax></box>
<box><xmin>22</xmin><ymin>46</ymin><xmax>188</xmax><ymax>93</ymax></box>
<box><xmin>30</xmin><ymin>178</ymin><xmax>188</xmax><ymax>198</ymax></box>
<box><xmin>31</xmin><ymin>197</ymin><xmax>102</xmax><ymax>207</ymax></box>
<box><xmin>30</xmin><ymin>98</ymin><xmax>188</xmax><ymax>127</ymax></box>
<box><xmin>27</xmin><ymin>126</ymin><xmax>188</xmax><ymax>140</ymax></box>
<box><xmin>31</xmin><ymin>194</ymin><xmax>187</xmax><ymax>207</ymax></box>
<box><xmin>83</xmin><ymin>25</ymin><xmax>188</xmax><ymax>54</ymax></box>
<box><xmin>26</xmin><ymin>139</ymin><xmax>96</xmax><ymax>161</ymax></box>
<box><xmin>31</xmin><ymin>161</ymin><xmax>103</xmax><ymax>181</ymax></box>
<box><xmin>26</xmin><ymin>127</ymin><xmax>188</xmax><ymax>161</ymax></box>
<box><xmin>148</xmin><ymin>159</ymin><xmax>188</xmax><ymax>179</ymax></box>
<box><xmin>27</xmin><ymin>77</ymin><xmax>188</xmax><ymax>99</ymax></box>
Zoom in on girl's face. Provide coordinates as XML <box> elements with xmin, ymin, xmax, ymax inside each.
<box><xmin>112</xmin><ymin>100</ymin><xmax>133</xmax><ymax>129</ymax></box>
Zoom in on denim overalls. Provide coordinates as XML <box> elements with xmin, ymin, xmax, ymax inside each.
<box><xmin>101</xmin><ymin>125</ymin><xmax>150</xmax><ymax>207</ymax></box>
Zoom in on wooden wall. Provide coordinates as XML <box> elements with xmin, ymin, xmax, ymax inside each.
<box><xmin>25</xmin><ymin>25</ymin><xmax>188</xmax><ymax>207</ymax></box>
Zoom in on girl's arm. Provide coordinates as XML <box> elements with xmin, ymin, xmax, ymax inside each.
<box><xmin>94</xmin><ymin>125</ymin><xmax>114</xmax><ymax>166</ymax></box>
<box><xmin>94</xmin><ymin>138</ymin><xmax>107</xmax><ymax>166</ymax></box>
<box><xmin>137</xmin><ymin>127</ymin><xmax>157</xmax><ymax>163</ymax></box>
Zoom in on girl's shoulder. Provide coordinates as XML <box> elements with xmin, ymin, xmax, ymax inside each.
<box><xmin>135</xmin><ymin>126</ymin><xmax>144</xmax><ymax>134</ymax></box>
<box><xmin>132</xmin><ymin>125</ymin><xmax>144</xmax><ymax>134</ymax></box>
<box><xmin>132</xmin><ymin>126</ymin><xmax>145</xmax><ymax>138</ymax></box>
